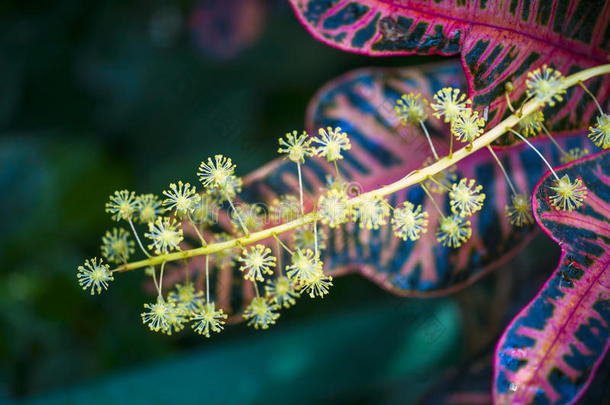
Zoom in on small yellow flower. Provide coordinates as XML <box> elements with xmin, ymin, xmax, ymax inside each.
<box><xmin>318</xmin><ymin>189</ymin><xmax>350</xmax><ymax>228</ymax></box>
<box><xmin>270</xmin><ymin>195</ymin><xmax>300</xmax><ymax>223</ymax></box>
<box><xmin>278</xmin><ymin>130</ymin><xmax>313</xmax><ymax>163</ymax></box>
<box><xmin>135</xmin><ymin>194</ymin><xmax>164</xmax><ymax>224</ymax></box>
<box><xmin>191</xmin><ymin>301</ymin><xmax>228</xmax><ymax>337</ymax></box>
<box><xmin>105</xmin><ymin>190</ymin><xmax>137</xmax><ymax>221</ymax></box>
<box><xmin>238</xmin><ymin>244</ymin><xmax>276</xmax><ymax>282</ymax></box>
<box><xmin>243</xmin><ymin>297</ymin><xmax>280</xmax><ymax>330</ymax></box>
<box><xmin>141</xmin><ymin>297</ymin><xmax>175</xmax><ymax>333</ymax></box>
<box><xmin>231</xmin><ymin>203</ymin><xmax>264</xmax><ymax>233</ymax></box>
<box><xmin>560</xmin><ymin>148</ymin><xmax>589</xmax><ymax>164</ymax></box>
<box><xmin>352</xmin><ymin>195</ymin><xmax>390</xmax><ymax>229</ymax></box>
<box><xmin>526</xmin><ymin>65</ymin><xmax>566</xmax><ymax>106</ymax></box>
<box><xmin>313</xmin><ymin>127</ymin><xmax>351</xmax><ymax>162</ymax></box>
<box><xmin>436</xmin><ymin>215</ymin><xmax>472</xmax><ymax>248</ymax></box>
<box><xmin>77</xmin><ymin>257</ymin><xmax>113</xmax><ymax>295</ymax></box>
<box><xmin>430</xmin><ymin>87</ymin><xmax>468</xmax><ymax>123</ymax></box>
<box><xmin>292</xmin><ymin>225</ymin><xmax>326</xmax><ymax>252</ymax></box>
<box><xmin>323</xmin><ymin>174</ymin><xmax>350</xmax><ymax>194</ymax></box>
<box><xmin>505</xmin><ymin>194</ymin><xmax>534</xmax><ymax>227</ymax></box>
<box><xmin>101</xmin><ymin>228</ymin><xmax>134</xmax><ymax>264</ymax></box>
<box><xmin>145</xmin><ymin>217</ymin><xmax>183</xmax><ymax>254</ymax></box>
<box><xmin>162</xmin><ymin>181</ymin><xmax>200</xmax><ymax>218</ymax></box>
<box><xmin>198</xmin><ymin>155</ymin><xmax>239</xmax><ymax>196</ymax></box>
<box><xmin>395</xmin><ymin>93</ymin><xmax>428</xmax><ymax>125</ymax></box>
<box><xmin>168</xmin><ymin>282</ymin><xmax>204</xmax><ymax>316</ymax></box>
<box><xmin>167</xmin><ymin>307</ymin><xmax>187</xmax><ymax>335</ymax></box>
<box><xmin>588</xmin><ymin>113</ymin><xmax>610</xmax><ymax>149</ymax></box>
<box><xmin>449</xmin><ymin>178</ymin><xmax>486</xmax><ymax>217</ymax></box>
<box><xmin>299</xmin><ymin>270</ymin><xmax>333</xmax><ymax>299</ymax></box>
<box><xmin>265</xmin><ymin>276</ymin><xmax>300</xmax><ymax>308</ymax></box>
<box><xmin>451</xmin><ymin>108</ymin><xmax>485</xmax><ymax>144</ymax></box>
<box><xmin>392</xmin><ymin>202</ymin><xmax>429</xmax><ymax>241</ymax></box>
<box><xmin>286</xmin><ymin>248</ymin><xmax>322</xmax><ymax>285</ymax></box>
<box><xmin>549</xmin><ymin>175</ymin><xmax>587</xmax><ymax>211</ymax></box>
<box><xmin>518</xmin><ymin>110</ymin><xmax>544</xmax><ymax>137</ymax></box>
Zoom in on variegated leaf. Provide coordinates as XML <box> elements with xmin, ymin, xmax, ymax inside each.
<box><xmin>289</xmin><ymin>0</ymin><xmax>610</xmax><ymax>137</ymax></box>
<box><xmin>494</xmin><ymin>150</ymin><xmax>610</xmax><ymax>405</ymax></box>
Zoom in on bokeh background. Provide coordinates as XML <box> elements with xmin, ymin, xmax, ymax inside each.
<box><xmin>1</xmin><ymin>1</ymin><xmax>607</xmax><ymax>404</ymax></box>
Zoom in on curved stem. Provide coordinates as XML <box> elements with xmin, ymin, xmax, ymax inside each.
<box><xmin>508</xmin><ymin>129</ymin><xmax>560</xmax><ymax>181</ymax></box>
<box><xmin>128</xmin><ymin>218</ymin><xmax>151</xmax><ymax>258</ymax></box>
<box><xmin>111</xmin><ymin>64</ymin><xmax>610</xmax><ymax>274</ymax></box>
<box><xmin>486</xmin><ymin>145</ymin><xmax>518</xmax><ymax>196</ymax></box>
<box><xmin>419</xmin><ymin>119</ymin><xmax>439</xmax><ymax>160</ymax></box>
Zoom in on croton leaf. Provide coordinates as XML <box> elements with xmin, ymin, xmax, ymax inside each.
<box><xmin>178</xmin><ymin>61</ymin><xmax>594</xmax><ymax>317</ymax></box>
<box><xmin>494</xmin><ymin>150</ymin><xmax>610</xmax><ymax>405</ymax></box>
<box><xmin>289</xmin><ymin>0</ymin><xmax>610</xmax><ymax>135</ymax></box>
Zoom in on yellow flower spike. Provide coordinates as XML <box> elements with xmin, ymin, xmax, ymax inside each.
<box><xmin>317</xmin><ymin>188</ymin><xmax>350</xmax><ymax>228</ymax></box>
<box><xmin>299</xmin><ymin>270</ymin><xmax>333</xmax><ymax>299</ymax></box>
<box><xmin>549</xmin><ymin>174</ymin><xmax>587</xmax><ymax>211</ymax></box>
<box><xmin>191</xmin><ymin>301</ymin><xmax>228</xmax><ymax>337</ymax></box>
<box><xmin>313</xmin><ymin>126</ymin><xmax>351</xmax><ymax>162</ymax></box>
<box><xmin>505</xmin><ymin>194</ymin><xmax>534</xmax><ymax>227</ymax></box>
<box><xmin>352</xmin><ymin>194</ymin><xmax>390</xmax><ymax>230</ymax></box>
<box><xmin>243</xmin><ymin>297</ymin><xmax>280</xmax><ymax>330</ymax></box>
<box><xmin>135</xmin><ymin>193</ymin><xmax>164</xmax><ymax>224</ymax></box>
<box><xmin>518</xmin><ymin>110</ymin><xmax>545</xmax><ymax>137</ymax></box>
<box><xmin>395</xmin><ymin>93</ymin><xmax>428</xmax><ymax>125</ymax></box>
<box><xmin>430</xmin><ymin>87</ymin><xmax>469</xmax><ymax>123</ymax></box>
<box><xmin>77</xmin><ymin>257</ymin><xmax>113</xmax><ymax>295</ymax></box>
<box><xmin>449</xmin><ymin>178</ymin><xmax>486</xmax><ymax>217</ymax></box>
<box><xmin>101</xmin><ymin>228</ymin><xmax>134</xmax><ymax>264</ymax></box>
<box><xmin>105</xmin><ymin>190</ymin><xmax>138</xmax><ymax>222</ymax></box>
<box><xmin>588</xmin><ymin>113</ymin><xmax>610</xmax><ymax>149</ymax></box>
<box><xmin>391</xmin><ymin>201</ymin><xmax>429</xmax><ymax>241</ymax></box>
<box><xmin>238</xmin><ymin>244</ymin><xmax>276</xmax><ymax>282</ymax></box>
<box><xmin>436</xmin><ymin>215</ymin><xmax>472</xmax><ymax>248</ymax></box>
<box><xmin>144</xmin><ymin>217</ymin><xmax>183</xmax><ymax>254</ymax></box>
<box><xmin>198</xmin><ymin>154</ymin><xmax>240</xmax><ymax>196</ymax></box>
<box><xmin>560</xmin><ymin>148</ymin><xmax>590</xmax><ymax>165</ymax></box>
<box><xmin>162</xmin><ymin>181</ymin><xmax>200</xmax><ymax>218</ymax></box>
<box><xmin>526</xmin><ymin>65</ymin><xmax>566</xmax><ymax>107</ymax></box>
<box><xmin>278</xmin><ymin>130</ymin><xmax>314</xmax><ymax>163</ymax></box>
<box><xmin>451</xmin><ymin>108</ymin><xmax>485</xmax><ymax>145</ymax></box>
<box><xmin>265</xmin><ymin>276</ymin><xmax>300</xmax><ymax>308</ymax></box>
<box><xmin>141</xmin><ymin>296</ymin><xmax>175</xmax><ymax>334</ymax></box>
<box><xmin>286</xmin><ymin>248</ymin><xmax>322</xmax><ymax>285</ymax></box>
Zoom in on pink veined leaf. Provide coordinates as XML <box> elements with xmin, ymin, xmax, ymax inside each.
<box><xmin>288</xmin><ymin>0</ymin><xmax>610</xmax><ymax>141</ymax></box>
<box><xmin>177</xmin><ymin>61</ymin><xmax>594</xmax><ymax>318</ymax></box>
<box><xmin>494</xmin><ymin>150</ymin><xmax>610</xmax><ymax>405</ymax></box>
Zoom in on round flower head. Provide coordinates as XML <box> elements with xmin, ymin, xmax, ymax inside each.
<box><xmin>243</xmin><ymin>297</ymin><xmax>280</xmax><ymax>330</ymax></box>
<box><xmin>231</xmin><ymin>203</ymin><xmax>264</xmax><ymax>233</ymax></box>
<box><xmin>191</xmin><ymin>301</ymin><xmax>228</xmax><ymax>337</ymax></box>
<box><xmin>278</xmin><ymin>130</ymin><xmax>313</xmax><ymax>163</ymax></box>
<box><xmin>449</xmin><ymin>178</ymin><xmax>486</xmax><ymax>217</ymax></box>
<box><xmin>395</xmin><ymin>93</ymin><xmax>428</xmax><ymax>125</ymax></box>
<box><xmin>318</xmin><ymin>189</ymin><xmax>350</xmax><ymax>228</ymax></box>
<box><xmin>141</xmin><ymin>296</ymin><xmax>175</xmax><ymax>333</ymax></box>
<box><xmin>286</xmin><ymin>248</ymin><xmax>322</xmax><ymax>285</ymax></box>
<box><xmin>168</xmin><ymin>282</ymin><xmax>204</xmax><ymax>316</ymax></box>
<box><xmin>430</xmin><ymin>87</ymin><xmax>468</xmax><ymax>123</ymax></box>
<box><xmin>526</xmin><ymin>65</ymin><xmax>566</xmax><ymax>106</ymax></box>
<box><xmin>293</xmin><ymin>225</ymin><xmax>326</xmax><ymax>252</ymax></box>
<box><xmin>313</xmin><ymin>127</ymin><xmax>351</xmax><ymax>162</ymax></box>
<box><xmin>162</xmin><ymin>181</ymin><xmax>200</xmax><ymax>218</ymax></box>
<box><xmin>451</xmin><ymin>108</ymin><xmax>485</xmax><ymax>144</ymax></box>
<box><xmin>518</xmin><ymin>110</ymin><xmax>544</xmax><ymax>137</ymax></box>
<box><xmin>392</xmin><ymin>202</ymin><xmax>429</xmax><ymax>241</ymax></box>
<box><xmin>549</xmin><ymin>174</ymin><xmax>587</xmax><ymax>211</ymax></box>
<box><xmin>352</xmin><ymin>195</ymin><xmax>390</xmax><ymax>230</ymax></box>
<box><xmin>265</xmin><ymin>276</ymin><xmax>300</xmax><ymax>308</ymax></box>
<box><xmin>436</xmin><ymin>215</ymin><xmax>472</xmax><ymax>248</ymax></box>
<box><xmin>238</xmin><ymin>244</ymin><xmax>276</xmax><ymax>282</ymax></box>
<box><xmin>271</xmin><ymin>195</ymin><xmax>300</xmax><ymax>223</ymax></box>
<box><xmin>588</xmin><ymin>113</ymin><xmax>610</xmax><ymax>149</ymax></box>
<box><xmin>299</xmin><ymin>269</ymin><xmax>333</xmax><ymax>299</ymax></box>
<box><xmin>135</xmin><ymin>193</ymin><xmax>164</xmax><ymax>224</ymax></box>
<box><xmin>198</xmin><ymin>155</ymin><xmax>237</xmax><ymax>193</ymax></box>
<box><xmin>560</xmin><ymin>147</ymin><xmax>589</xmax><ymax>165</ymax></box>
<box><xmin>323</xmin><ymin>174</ymin><xmax>350</xmax><ymax>194</ymax></box>
<box><xmin>190</xmin><ymin>193</ymin><xmax>217</xmax><ymax>225</ymax></box>
<box><xmin>77</xmin><ymin>257</ymin><xmax>113</xmax><ymax>295</ymax></box>
<box><xmin>166</xmin><ymin>307</ymin><xmax>187</xmax><ymax>335</ymax></box>
<box><xmin>105</xmin><ymin>190</ymin><xmax>137</xmax><ymax>221</ymax></box>
<box><xmin>505</xmin><ymin>194</ymin><xmax>534</xmax><ymax>227</ymax></box>
<box><xmin>101</xmin><ymin>228</ymin><xmax>134</xmax><ymax>264</ymax></box>
<box><xmin>145</xmin><ymin>217</ymin><xmax>184</xmax><ymax>254</ymax></box>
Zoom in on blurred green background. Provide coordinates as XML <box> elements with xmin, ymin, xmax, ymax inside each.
<box><xmin>0</xmin><ymin>1</ymin><xmax>590</xmax><ymax>404</ymax></box>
